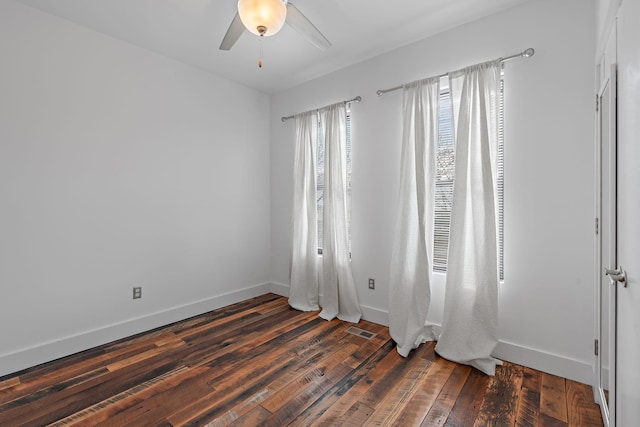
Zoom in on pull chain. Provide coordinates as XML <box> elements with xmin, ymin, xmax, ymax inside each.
<box><xmin>257</xmin><ymin>25</ymin><xmax>267</xmax><ymax>69</ymax></box>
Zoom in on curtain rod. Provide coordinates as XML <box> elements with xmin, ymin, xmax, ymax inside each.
<box><xmin>376</xmin><ymin>48</ymin><xmax>535</xmax><ymax>97</ymax></box>
<box><xmin>281</xmin><ymin>96</ymin><xmax>362</xmax><ymax>122</ymax></box>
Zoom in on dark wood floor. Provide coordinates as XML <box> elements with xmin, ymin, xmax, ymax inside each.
<box><xmin>0</xmin><ymin>293</ymin><xmax>603</xmax><ymax>426</ymax></box>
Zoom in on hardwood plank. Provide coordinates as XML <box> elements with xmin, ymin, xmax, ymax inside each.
<box><xmin>260</xmin><ymin>343</ymin><xmax>359</xmax><ymax>413</ymax></box>
<box><xmin>444</xmin><ymin>365</ymin><xmax>493</xmax><ymax>426</ymax></box>
<box><xmin>124</xmin><ymin>304</ymin><xmax>311</xmax><ymax>422</ymax></box>
<box><xmin>540</xmin><ymin>372</ymin><xmax>568</xmax><ymax>423</ymax></box>
<box><xmin>0</xmin><ymin>367</ymin><xmax>107</xmax><ymax>410</ymax></box>
<box><xmin>421</xmin><ymin>364</ymin><xmax>472</xmax><ymax>426</ymax></box>
<box><xmin>228</xmin><ymin>405</ymin><xmax>272</xmax><ymax>427</ymax></box>
<box><xmin>308</xmin><ymin>378</ymin><xmax>375</xmax><ymax>426</ymax></box>
<box><xmin>94</xmin><ymin>309</ymin><xmax>311</xmax><ymax>425</ymax></box>
<box><xmin>0</xmin><ymin>294</ymin><xmax>603</xmax><ymax>427</ymax></box>
<box><xmin>365</xmin><ymin>344</ymin><xmax>435</xmax><ymax>425</ymax></box>
<box><xmin>516</xmin><ymin>367</ymin><xmax>542</xmax><ymax>427</ymax></box>
<box><xmin>566</xmin><ymin>380</ymin><xmax>605</xmax><ymax>427</ymax></box>
<box><xmin>300</xmin><ymin>339</ymin><xmax>397</xmax><ymax>426</ymax></box>
<box><xmin>341</xmin><ymin>334</ymin><xmax>394</xmax><ymax>372</ymax></box>
<box><xmin>208</xmin><ymin>390</ymin><xmax>272</xmax><ymax>427</ymax></box>
<box><xmin>91</xmin><ymin>371</ymin><xmax>214</xmax><ymax>427</ymax></box>
<box><xmin>180</xmin><ymin>306</ymin><xmax>317</xmax><ymax>369</ymax></box>
<box><xmin>244</xmin><ymin>334</ymin><xmax>361</xmax><ymax>421</ymax></box>
<box><xmin>260</xmin><ymin>362</ymin><xmax>354</xmax><ymax>426</ymax></box>
<box><xmin>106</xmin><ymin>338</ymin><xmax>186</xmax><ymax>372</ymax></box>
<box><xmin>318</xmin><ymin>345</ymin><xmax>402</xmax><ymax>415</ymax></box>
<box><xmin>0</xmin><ymin>367</ymin><xmax>112</xmax><ymax>423</ymax></box>
<box><xmin>50</xmin><ymin>366</ymin><xmax>210</xmax><ymax>426</ymax></box>
<box><xmin>0</xmin><ymin>341</ymin><xmax>158</xmax><ymax>405</ymax></box>
<box><xmin>2</xmin><ymin>358</ymin><xmax>182</xmax><ymax>426</ymax></box>
<box><xmin>207</xmin><ymin>339</ymin><xmax>360</xmax><ymax>425</ymax></box>
<box><xmin>394</xmin><ymin>355</ymin><xmax>458</xmax><ymax>426</ymax></box>
<box><xmin>0</xmin><ymin>377</ymin><xmax>20</xmax><ymax>392</ymax></box>
<box><xmin>473</xmin><ymin>362</ymin><xmax>524</xmax><ymax>427</ymax></box>
<box><xmin>515</xmin><ymin>387</ymin><xmax>540</xmax><ymax>427</ymax></box>
<box><xmin>166</xmin><ymin>317</ymin><xmax>344</xmax><ymax>425</ymax></box>
<box><xmin>522</xmin><ymin>366</ymin><xmax>542</xmax><ymax>391</ymax></box>
<box><xmin>352</xmin><ymin>350</ymin><xmax>415</xmax><ymax>410</ymax></box>
<box><xmin>340</xmin><ymin>401</ymin><xmax>375</xmax><ymax>426</ymax></box>
<box><xmin>540</xmin><ymin>412</ymin><xmax>569</xmax><ymax>427</ymax></box>
<box><xmin>176</xmin><ymin>297</ymin><xmax>288</xmax><ymax>343</ymax></box>
<box><xmin>153</xmin><ymin>294</ymin><xmax>281</xmax><ymax>339</ymax></box>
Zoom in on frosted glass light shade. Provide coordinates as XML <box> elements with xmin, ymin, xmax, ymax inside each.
<box><xmin>238</xmin><ymin>0</ymin><xmax>287</xmax><ymax>36</ymax></box>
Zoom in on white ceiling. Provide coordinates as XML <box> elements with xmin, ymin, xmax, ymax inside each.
<box><xmin>18</xmin><ymin>0</ymin><xmax>529</xmax><ymax>94</ymax></box>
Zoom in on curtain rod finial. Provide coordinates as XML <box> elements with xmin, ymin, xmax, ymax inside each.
<box><xmin>376</xmin><ymin>90</ymin><xmax>384</xmax><ymax>97</ymax></box>
<box><xmin>523</xmin><ymin>48</ymin><xmax>535</xmax><ymax>58</ymax></box>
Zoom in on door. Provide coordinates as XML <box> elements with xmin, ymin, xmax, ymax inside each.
<box><xmin>615</xmin><ymin>0</ymin><xmax>640</xmax><ymax>423</ymax></box>
<box><xmin>595</xmin><ymin>64</ymin><xmax>617</xmax><ymax>427</ymax></box>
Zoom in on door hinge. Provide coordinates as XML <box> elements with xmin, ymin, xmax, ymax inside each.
<box><xmin>595</xmin><ymin>217</ymin><xmax>599</xmax><ymax>235</ymax></box>
<box><xmin>595</xmin><ymin>339</ymin><xmax>599</xmax><ymax>356</ymax></box>
<box><xmin>596</xmin><ymin>94</ymin><xmax>599</xmax><ymax>112</ymax></box>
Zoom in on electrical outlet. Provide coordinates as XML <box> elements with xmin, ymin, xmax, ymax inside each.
<box><xmin>133</xmin><ymin>286</ymin><xmax>142</xmax><ymax>299</ymax></box>
<box><xmin>368</xmin><ymin>278</ymin><xmax>375</xmax><ymax>290</ymax></box>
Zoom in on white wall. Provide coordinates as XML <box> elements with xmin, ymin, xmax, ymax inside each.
<box><xmin>0</xmin><ymin>1</ymin><xmax>271</xmax><ymax>376</ymax></box>
<box><xmin>270</xmin><ymin>0</ymin><xmax>596</xmax><ymax>383</ymax></box>
<box><xmin>596</xmin><ymin>0</ymin><xmax>620</xmax><ymax>50</ymax></box>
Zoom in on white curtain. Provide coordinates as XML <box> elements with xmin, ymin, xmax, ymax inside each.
<box><xmin>289</xmin><ymin>104</ymin><xmax>361</xmax><ymax>322</ymax></box>
<box><xmin>388</xmin><ymin>78</ymin><xmax>440</xmax><ymax>357</ymax></box>
<box><xmin>318</xmin><ymin>104</ymin><xmax>362</xmax><ymax>323</ymax></box>
<box><xmin>289</xmin><ymin>112</ymin><xmax>319</xmax><ymax>312</ymax></box>
<box><xmin>434</xmin><ymin>60</ymin><xmax>502</xmax><ymax>375</ymax></box>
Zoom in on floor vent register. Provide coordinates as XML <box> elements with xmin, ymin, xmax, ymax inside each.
<box><xmin>346</xmin><ymin>326</ymin><xmax>377</xmax><ymax>340</ymax></box>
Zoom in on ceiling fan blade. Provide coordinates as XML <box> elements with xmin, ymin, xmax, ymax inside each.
<box><xmin>219</xmin><ymin>12</ymin><xmax>245</xmax><ymax>50</ymax></box>
<box><xmin>285</xmin><ymin>3</ymin><xmax>331</xmax><ymax>51</ymax></box>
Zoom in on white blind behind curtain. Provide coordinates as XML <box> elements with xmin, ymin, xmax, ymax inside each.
<box><xmin>289</xmin><ymin>104</ymin><xmax>362</xmax><ymax>323</ymax></box>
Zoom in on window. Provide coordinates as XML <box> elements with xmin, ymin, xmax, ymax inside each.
<box><xmin>316</xmin><ymin>110</ymin><xmax>352</xmax><ymax>255</ymax></box>
<box><xmin>433</xmin><ymin>78</ymin><xmax>504</xmax><ymax>279</ymax></box>
<box><xmin>433</xmin><ymin>89</ymin><xmax>455</xmax><ymax>271</ymax></box>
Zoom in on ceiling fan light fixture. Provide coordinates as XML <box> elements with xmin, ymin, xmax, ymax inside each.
<box><xmin>237</xmin><ymin>0</ymin><xmax>287</xmax><ymax>37</ymax></box>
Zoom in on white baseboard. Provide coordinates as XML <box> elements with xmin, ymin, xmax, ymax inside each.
<box><xmin>493</xmin><ymin>340</ymin><xmax>593</xmax><ymax>385</ymax></box>
<box><xmin>360</xmin><ymin>304</ymin><xmax>389</xmax><ymax>326</ymax></box>
<box><xmin>269</xmin><ymin>281</ymin><xmax>290</xmax><ymax>297</ymax></box>
<box><xmin>269</xmin><ymin>282</ymin><xmax>389</xmax><ymax>326</ymax></box>
<box><xmin>3</xmin><ymin>282</ymin><xmax>594</xmax><ymax>387</ymax></box>
<box><xmin>269</xmin><ymin>281</ymin><xmax>593</xmax><ymax>385</ymax></box>
<box><xmin>0</xmin><ymin>282</ymin><xmax>272</xmax><ymax>378</ymax></box>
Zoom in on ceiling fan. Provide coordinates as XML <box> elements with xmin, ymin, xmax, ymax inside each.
<box><xmin>219</xmin><ymin>0</ymin><xmax>331</xmax><ymax>53</ymax></box>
